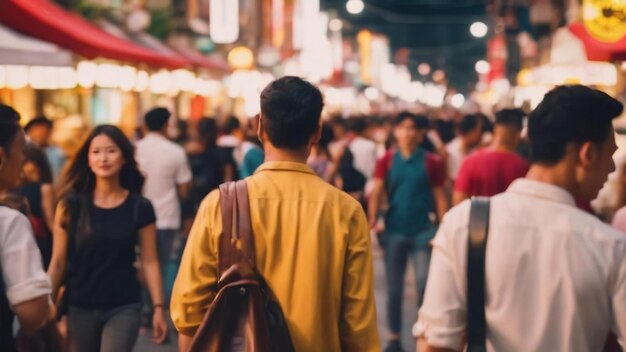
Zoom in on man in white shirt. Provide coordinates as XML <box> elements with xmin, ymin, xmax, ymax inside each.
<box><xmin>416</xmin><ymin>85</ymin><xmax>626</xmax><ymax>352</ymax></box>
<box><xmin>0</xmin><ymin>105</ymin><xmax>52</xmax><ymax>350</ymax></box>
<box><xmin>135</xmin><ymin>108</ymin><xmax>192</xmax><ymax>300</ymax></box>
<box><xmin>445</xmin><ymin>114</ymin><xmax>483</xmax><ymax>182</ymax></box>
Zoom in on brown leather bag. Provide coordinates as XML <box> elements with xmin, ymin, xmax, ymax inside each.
<box><xmin>187</xmin><ymin>180</ymin><xmax>295</xmax><ymax>352</ymax></box>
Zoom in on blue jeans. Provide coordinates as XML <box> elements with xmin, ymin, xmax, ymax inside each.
<box><xmin>384</xmin><ymin>234</ymin><xmax>432</xmax><ymax>335</ymax></box>
<box><xmin>68</xmin><ymin>304</ymin><xmax>141</xmax><ymax>352</ymax></box>
<box><xmin>156</xmin><ymin>229</ymin><xmax>178</xmax><ymax>303</ymax></box>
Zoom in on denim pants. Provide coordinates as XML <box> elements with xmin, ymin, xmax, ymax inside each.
<box><xmin>384</xmin><ymin>234</ymin><xmax>432</xmax><ymax>335</ymax></box>
<box><xmin>68</xmin><ymin>304</ymin><xmax>141</xmax><ymax>352</ymax></box>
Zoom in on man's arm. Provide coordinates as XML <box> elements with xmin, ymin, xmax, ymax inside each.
<box><xmin>417</xmin><ymin>338</ymin><xmax>458</xmax><ymax>352</ymax></box>
<box><xmin>339</xmin><ymin>207</ymin><xmax>380</xmax><ymax>351</ymax></box>
<box><xmin>432</xmin><ymin>186</ymin><xmax>449</xmax><ymax>221</ymax></box>
<box><xmin>368</xmin><ymin>178</ymin><xmax>385</xmax><ymax>229</ymax></box>
<box><xmin>414</xmin><ymin>204</ymin><xmax>468</xmax><ymax>351</ymax></box>
<box><xmin>177</xmin><ymin>181</ymin><xmax>192</xmax><ymax>201</ymax></box>
<box><xmin>12</xmin><ymin>295</ymin><xmax>50</xmax><ymax>333</ymax></box>
<box><xmin>452</xmin><ymin>190</ymin><xmax>470</xmax><ymax>206</ymax></box>
<box><xmin>170</xmin><ymin>192</ymin><xmax>220</xmax><ymax>342</ymax></box>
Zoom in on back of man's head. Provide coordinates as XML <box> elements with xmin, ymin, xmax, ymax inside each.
<box><xmin>223</xmin><ymin>116</ymin><xmax>241</xmax><ymax>135</ymax></box>
<box><xmin>260</xmin><ymin>76</ymin><xmax>323</xmax><ymax>149</ymax></box>
<box><xmin>144</xmin><ymin>107</ymin><xmax>171</xmax><ymax>132</ymax></box>
<box><xmin>528</xmin><ymin>85</ymin><xmax>623</xmax><ymax>164</ymax></box>
<box><xmin>344</xmin><ymin>117</ymin><xmax>367</xmax><ymax>135</ymax></box>
<box><xmin>459</xmin><ymin>114</ymin><xmax>481</xmax><ymax>135</ymax></box>
<box><xmin>495</xmin><ymin>109</ymin><xmax>525</xmax><ymax>131</ymax></box>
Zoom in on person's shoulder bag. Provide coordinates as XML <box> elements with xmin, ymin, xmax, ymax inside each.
<box><xmin>467</xmin><ymin>197</ymin><xmax>490</xmax><ymax>352</ymax></box>
<box><xmin>187</xmin><ymin>180</ymin><xmax>295</xmax><ymax>352</ymax></box>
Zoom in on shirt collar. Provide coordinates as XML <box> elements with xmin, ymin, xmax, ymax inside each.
<box><xmin>254</xmin><ymin>161</ymin><xmax>316</xmax><ymax>176</ymax></box>
<box><xmin>507</xmin><ymin>178</ymin><xmax>576</xmax><ymax>206</ymax></box>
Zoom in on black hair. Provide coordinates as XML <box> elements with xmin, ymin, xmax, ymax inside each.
<box><xmin>57</xmin><ymin>125</ymin><xmax>145</xmax><ymax>198</ymax></box>
<box><xmin>23</xmin><ymin>143</ymin><xmax>53</xmax><ymax>184</ymax></box>
<box><xmin>222</xmin><ymin>116</ymin><xmax>241</xmax><ymax>135</ymax></box>
<box><xmin>24</xmin><ymin>116</ymin><xmax>53</xmax><ymax>133</ymax></box>
<box><xmin>528</xmin><ymin>85</ymin><xmax>623</xmax><ymax>164</ymax></box>
<box><xmin>319</xmin><ymin>123</ymin><xmax>335</xmax><ymax>149</ymax></box>
<box><xmin>0</xmin><ymin>104</ymin><xmax>20</xmax><ymax>152</ymax></box>
<box><xmin>344</xmin><ymin>118</ymin><xmax>367</xmax><ymax>133</ymax></box>
<box><xmin>144</xmin><ymin>107</ymin><xmax>171</xmax><ymax>131</ymax></box>
<box><xmin>495</xmin><ymin>109</ymin><xmax>525</xmax><ymax>130</ymax></box>
<box><xmin>458</xmin><ymin>114</ymin><xmax>482</xmax><ymax>135</ymax></box>
<box><xmin>197</xmin><ymin>117</ymin><xmax>218</xmax><ymax>148</ymax></box>
<box><xmin>260</xmin><ymin>76</ymin><xmax>323</xmax><ymax>149</ymax></box>
<box><xmin>394</xmin><ymin>112</ymin><xmax>430</xmax><ymax>129</ymax></box>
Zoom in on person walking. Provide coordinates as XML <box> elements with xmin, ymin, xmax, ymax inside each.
<box><xmin>48</xmin><ymin>125</ymin><xmax>167</xmax><ymax>352</ymax></box>
<box><xmin>135</xmin><ymin>108</ymin><xmax>192</xmax><ymax>305</ymax></box>
<box><xmin>171</xmin><ymin>76</ymin><xmax>380</xmax><ymax>352</ymax></box>
<box><xmin>0</xmin><ymin>105</ymin><xmax>52</xmax><ymax>351</ymax></box>
<box><xmin>416</xmin><ymin>85</ymin><xmax>626</xmax><ymax>352</ymax></box>
<box><xmin>24</xmin><ymin>116</ymin><xmax>67</xmax><ymax>181</ymax></box>
<box><xmin>16</xmin><ymin>143</ymin><xmax>56</xmax><ymax>269</ymax></box>
<box><xmin>445</xmin><ymin>114</ymin><xmax>484</xmax><ymax>183</ymax></box>
<box><xmin>452</xmin><ymin>108</ymin><xmax>529</xmax><ymax>205</ymax></box>
<box><xmin>368</xmin><ymin>112</ymin><xmax>448</xmax><ymax>352</ymax></box>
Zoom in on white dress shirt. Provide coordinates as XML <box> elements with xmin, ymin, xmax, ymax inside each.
<box><xmin>135</xmin><ymin>133</ymin><xmax>192</xmax><ymax>230</ymax></box>
<box><xmin>348</xmin><ymin>136</ymin><xmax>378</xmax><ymax>180</ymax></box>
<box><xmin>415</xmin><ymin>178</ymin><xmax>626</xmax><ymax>351</ymax></box>
<box><xmin>0</xmin><ymin>206</ymin><xmax>51</xmax><ymax>306</ymax></box>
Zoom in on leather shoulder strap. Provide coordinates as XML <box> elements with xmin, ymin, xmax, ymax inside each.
<box><xmin>218</xmin><ymin>182</ymin><xmax>237</xmax><ymax>275</ymax></box>
<box><xmin>218</xmin><ymin>180</ymin><xmax>256</xmax><ymax>276</ymax></box>
<box><xmin>467</xmin><ymin>197</ymin><xmax>490</xmax><ymax>352</ymax></box>
<box><xmin>235</xmin><ymin>180</ymin><xmax>256</xmax><ymax>268</ymax></box>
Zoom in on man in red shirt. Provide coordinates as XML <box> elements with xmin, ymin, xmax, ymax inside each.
<box><xmin>453</xmin><ymin>109</ymin><xmax>529</xmax><ymax>205</ymax></box>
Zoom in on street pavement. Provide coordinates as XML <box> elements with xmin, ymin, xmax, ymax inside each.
<box><xmin>135</xmin><ymin>236</ymin><xmax>419</xmax><ymax>351</ymax></box>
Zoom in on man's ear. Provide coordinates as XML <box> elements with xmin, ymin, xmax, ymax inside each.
<box><xmin>257</xmin><ymin>116</ymin><xmax>264</xmax><ymax>143</ymax></box>
<box><xmin>578</xmin><ymin>141</ymin><xmax>597</xmax><ymax>168</ymax></box>
<box><xmin>311</xmin><ymin>123</ymin><xmax>322</xmax><ymax>145</ymax></box>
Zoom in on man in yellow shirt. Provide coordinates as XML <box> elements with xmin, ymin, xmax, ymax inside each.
<box><xmin>171</xmin><ymin>76</ymin><xmax>380</xmax><ymax>352</ymax></box>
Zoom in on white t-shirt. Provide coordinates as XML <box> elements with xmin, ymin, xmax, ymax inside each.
<box><xmin>415</xmin><ymin>179</ymin><xmax>626</xmax><ymax>351</ymax></box>
<box><xmin>0</xmin><ymin>206</ymin><xmax>51</xmax><ymax>306</ymax></box>
<box><xmin>348</xmin><ymin>136</ymin><xmax>378</xmax><ymax>181</ymax></box>
<box><xmin>445</xmin><ymin>137</ymin><xmax>464</xmax><ymax>181</ymax></box>
<box><xmin>135</xmin><ymin>133</ymin><xmax>192</xmax><ymax>230</ymax></box>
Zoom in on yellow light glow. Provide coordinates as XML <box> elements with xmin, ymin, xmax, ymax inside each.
<box><xmin>6</xmin><ymin>65</ymin><xmax>29</xmax><ymax>90</ymax></box>
<box><xmin>77</xmin><ymin>61</ymin><xmax>97</xmax><ymax>88</ymax></box>
<box><xmin>228</xmin><ymin>46</ymin><xmax>255</xmax><ymax>70</ymax></box>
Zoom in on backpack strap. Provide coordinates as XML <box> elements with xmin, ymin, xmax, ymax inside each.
<box><xmin>467</xmin><ymin>197</ymin><xmax>490</xmax><ymax>352</ymax></box>
<box><xmin>218</xmin><ymin>180</ymin><xmax>256</xmax><ymax>276</ymax></box>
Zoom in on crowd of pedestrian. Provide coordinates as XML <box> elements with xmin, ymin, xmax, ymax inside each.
<box><xmin>3</xmin><ymin>79</ymin><xmax>626</xmax><ymax>352</ymax></box>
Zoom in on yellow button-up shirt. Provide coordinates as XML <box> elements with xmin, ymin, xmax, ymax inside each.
<box><xmin>171</xmin><ymin>161</ymin><xmax>380</xmax><ymax>352</ymax></box>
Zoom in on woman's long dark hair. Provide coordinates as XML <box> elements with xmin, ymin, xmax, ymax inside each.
<box><xmin>23</xmin><ymin>143</ymin><xmax>53</xmax><ymax>184</ymax></box>
<box><xmin>57</xmin><ymin>125</ymin><xmax>144</xmax><ymax>199</ymax></box>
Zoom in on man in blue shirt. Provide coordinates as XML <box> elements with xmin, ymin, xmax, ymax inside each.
<box><xmin>369</xmin><ymin>112</ymin><xmax>448</xmax><ymax>352</ymax></box>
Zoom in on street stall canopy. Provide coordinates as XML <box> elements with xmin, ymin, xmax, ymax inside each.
<box><xmin>0</xmin><ymin>0</ymin><xmax>187</xmax><ymax>68</ymax></box>
<box><xmin>0</xmin><ymin>24</ymin><xmax>72</xmax><ymax>66</ymax></box>
<box><xmin>569</xmin><ymin>23</ymin><xmax>626</xmax><ymax>62</ymax></box>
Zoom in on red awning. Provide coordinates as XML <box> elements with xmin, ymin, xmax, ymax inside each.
<box><xmin>569</xmin><ymin>23</ymin><xmax>626</xmax><ymax>62</ymax></box>
<box><xmin>0</xmin><ymin>0</ymin><xmax>188</xmax><ymax>69</ymax></box>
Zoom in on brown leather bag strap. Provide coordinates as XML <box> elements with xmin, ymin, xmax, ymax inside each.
<box><xmin>218</xmin><ymin>180</ymin><xmax>256</xmax><ymax>276</ymax></box>
<box><xmin>235</xmin><ymin>180</ymin><xmax>256</xmax><ymax>268</ymax></box>
<box><xmin>218</xmin><ymin>182</ymin><xmax>238</xmax><ymax>275</ymax></box>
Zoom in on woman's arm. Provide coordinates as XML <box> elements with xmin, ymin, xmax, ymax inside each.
<box><xmin>40</xmin><ymin>184</ymin><xmax>55</xmax><ymax>231</ymax></box>
<box><xmin>139</xmin><ymin>223</ymin><xmax>168</xmax><ymax>344</ymax></box>
<box><xmin>47</xmin><ymin>201</ymin><xmax>68</xmax><ymax>299</ymax></box>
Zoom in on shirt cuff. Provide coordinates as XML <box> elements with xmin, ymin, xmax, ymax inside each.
<box><xmin>413</xmin><ymin>315</ymin><xmax>464</xmax><ymax>350</ymax></box>
<box><xmin>6</xmin><ymin>274</ymin><xmax>51</xmax><ymax>306</ymax></box>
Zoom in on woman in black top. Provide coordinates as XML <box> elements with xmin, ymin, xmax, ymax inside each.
<box><xmin>48</xmin><ymin>125</ymin><xmax>167</xmax><ymax>352</ymax></box>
